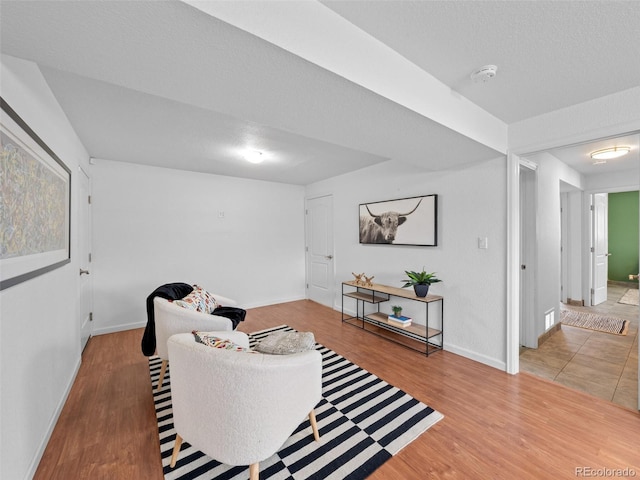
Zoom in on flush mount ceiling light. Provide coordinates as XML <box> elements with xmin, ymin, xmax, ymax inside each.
<box><xmin>590</xmin><ymin>146</ymin><xmax>630</xmax><ymax>162</ymax></box>
<box><xmin>470</xmin><ymin>65</ymin><xmax>498</xmax><ymax>83</ymax></box>
<box><xmin>244</xmin><ymin>150</ymin><xmax>264</xmax><ymax>164</ymax></box>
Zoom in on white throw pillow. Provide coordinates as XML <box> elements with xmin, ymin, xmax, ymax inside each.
<box><xmin>254</xmin><ymin>331</ymin><xmax>316</xmax><ymax>355</ymax></box>
<box><xmin>173</xmin><ymin>285</ymin><xmax>218</xmax><ymax>313</ymax></box>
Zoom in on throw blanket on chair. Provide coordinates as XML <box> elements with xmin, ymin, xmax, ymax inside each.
<box><xmin>141</xmin><ymin>282</ymin><xmax>193</xmax><ymax>356</ymax></box>
<box><xmin>211</xmin><ymin>306</ymin><xmax>246</xmax><ymax>329</ymax></box>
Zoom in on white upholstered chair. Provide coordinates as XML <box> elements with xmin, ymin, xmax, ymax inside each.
<box><xmin>167</xmin><ymin>332</ymin><xmax>322</xmax><ymax>480</ymax></box>
<box><xmin>153</xmin><ymin>294</ymin><xmax>237</xmax><ymax>391</ymax></box>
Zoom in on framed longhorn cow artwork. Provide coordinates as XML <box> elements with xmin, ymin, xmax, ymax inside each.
<box><xmin>359</xmin><ymin>194</ymin><xmax>438</xmax><ymax>246</ymax></box>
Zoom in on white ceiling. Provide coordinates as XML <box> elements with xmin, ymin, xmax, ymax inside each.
<box><xmin>1</xmin><ymin>1</ymin><xmax>639</xmax><ymax>184</ymax></box>
<box><xmin>322</xmin><ymin>0</ymin><xmax>640</xmax><ymax>124</ymax></box>
<box><xmin>548</xmin><ymin>133</ymin><xmax>640</xmax><ymax>177</ymax></box>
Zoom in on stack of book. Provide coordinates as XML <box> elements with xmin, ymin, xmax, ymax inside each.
<box><xmin>388</xmin><ymin>314</ymin><xmax>412</xmax><ymax>328</ymax></box>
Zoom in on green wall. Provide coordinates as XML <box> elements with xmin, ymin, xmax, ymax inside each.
<box><xmin>608</xmin><ymin>191</ymin><xmax>639</xmax><ymax>282</ymax></box>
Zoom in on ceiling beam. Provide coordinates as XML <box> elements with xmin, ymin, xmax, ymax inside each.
<box><xmin>182</xmin><ymin>0</ymin><xmax>507</xmax><ymax>155</ymax></box>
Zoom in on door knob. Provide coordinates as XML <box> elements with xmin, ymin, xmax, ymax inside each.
<box><xmin>325</xmin><ymin>255</ymin><xmax>333</xmax><ymax>260</ymax></box>
<box><xmin>79</xmin><ymin>268</ymin><xmax>90</xmax><ymax>276</ymax></box>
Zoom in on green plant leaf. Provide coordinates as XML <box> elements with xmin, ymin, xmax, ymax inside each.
<box><xmin>401</xmin><ymin>269</ymin><xmax>441</xmax><ymax>286</ymax></box>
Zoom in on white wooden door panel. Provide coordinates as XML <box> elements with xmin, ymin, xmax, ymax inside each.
<box><xmin>306</xmin><ymin>195</ymin><xmax>334</xmax><ymax>307</ymax></box>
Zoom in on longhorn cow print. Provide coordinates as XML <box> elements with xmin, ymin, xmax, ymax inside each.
<box><xmin>359</xmin><ymin>198</ymin><xmax>423</xmax><ymax>244</ymax></box>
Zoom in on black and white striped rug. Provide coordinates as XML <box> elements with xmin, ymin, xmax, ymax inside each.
<box><xmin>149</xmin><ymin>325</ymin><xmax>443</xmax><ymax>480</ymax></box>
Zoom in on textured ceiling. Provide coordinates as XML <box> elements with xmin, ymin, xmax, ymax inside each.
<box><xmin>1</xmin><ymin>0</ymin><xmax>638</xmax><ymax>184</ymax></box>
<box><xmin>322</xmin><ymin>0</ymin><xmax>640</xmax><ymax>123</ymax></box>
<box><xmin>38</xmin><ymin>67</ymin><xmax>389</xmax><ymax>185</ymax></box>
<box><xmin>548</xmin><ymin>133</ymin><xmax>640</xmax><ymax>177</ymax></box>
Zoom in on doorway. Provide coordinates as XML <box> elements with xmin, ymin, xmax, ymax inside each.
<box><xmin>305</xmin><ymin>195</ymin><xmax>334</xmax><ymax>308</ymax></box>
<box><xmin>523</xmin><ymin>185</ymin><xmax>638</xmax><ymax>409</ymax></box>
<box><xmin>514</xmin><ymin>133</ymin><xmax>639</xmax><ymax>410</ymax></box>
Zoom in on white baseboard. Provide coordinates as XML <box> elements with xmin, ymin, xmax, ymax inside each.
<box><xmin>26</xmin><ymin>356</ymin><xmax>82</xmax><ymax>480</ymax></box>
<box><xmin>242</xmin><ymin>294</ymin><xmax>306</xmax><ymax>310</ymax></box>
<box><xmin>336</xmin><ymin>304</ymin><xmax>506</xmax><ymax>372</ymax></box>
<box><xmin>443</xmin><ymin>342</ymin><xmax>506</xmax><ymax>371</ymax></box>
<box><xmin>92</xmin><ymin>295</ymin><xmax>308</xmax><ymax>336</ymax></box>
<box><xmin>335</xmin><ymin>304</ymin><xmax>354</xmax><ymax>316</ymax></box>
<box><xmin>92</xmin><ymin>320</ymin><xmax>146</xmax><ymax>336</ymax></box>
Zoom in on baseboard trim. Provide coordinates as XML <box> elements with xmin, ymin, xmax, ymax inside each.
<box><xmin>566</xmin><ymin>298</ymin><xmax>584</xmax><ymax>306</ymax></box>
<box><xmin>538</xmin><ymin>322</ymin><xmax>562</xmax><ymax>347</ymax></box>
<box><xmin>242</xmin><ymin>294</ymin><xmax>306</xmax><ymax>310</ymax></box>
<box><xmin>92</xmin><ymin>295</ymin><xmax>309</xmax><ymax>336</ymax></box>
<box><xmin>443</xmin><ymin>343</ymin><xmax>507</xmax><ymax>372</ymax></box>
<box><xmin>608</xmin><ymin>280</ymin><xmax>639</xmax><ymax>289</ymax></box>
<box><xmin>92</xmin><ymin>321</ymin><xmax>146</xmax><ymax>336</ymax></box>
<box><xmin>333</xmin><ymin>305</ymin><xmax>507</xmax><ymax>372</ymax></box>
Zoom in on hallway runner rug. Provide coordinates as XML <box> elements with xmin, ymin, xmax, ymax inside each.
<box><xmin>560</xmin><ymin>310</ymin><xmax>629</xmax><ymax>335</ymax></box>
<box><xmin>618</xmin><ymin>288</ymin><xmax>639</xmax><ymax>306</ymax></box>
<box><xmin>149</xmin><ymin>325</ymin><xmax>444</xmax><ymax>480</ymax></box>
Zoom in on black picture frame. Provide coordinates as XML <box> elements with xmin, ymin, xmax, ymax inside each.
<box><xmin>0</xmin><ymin>98</ymin><xmax>72</xmax><ymax>290</ymax></box>
<box><xmin>359</xmin><ymin>194</ymin><xmax>438</xmax><ymax>246</ymax></box>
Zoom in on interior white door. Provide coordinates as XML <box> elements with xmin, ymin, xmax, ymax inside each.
<box><xmin>79</xmin><ymin>167</ymin><xmax>93</xmax><ymax>351</ymax></box>
<box><xmin>592</xmin><ymin>193</ymin><xmax>608</xmax><ymax>306</ymax></box>
<box><xmin>519</xmin><ymin>164</ymin><xmax>537</xmax><ymax>348</ymax></box>
<box><xmin>305</xmin><ymin>195</ymin><xmax>334</xmax><ymax>307</ymax></box>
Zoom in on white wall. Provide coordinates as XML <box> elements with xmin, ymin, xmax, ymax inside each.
<box><xmin>526</xmin><ymin>152</ymin><xmax>583</xmax><ymax>338</ymax></box>
<box><xmin>306</xmin><ymin>157</ymin><xmax>508</xmax><ymax>370</ymax></box>
<box><xmin>1</xmin><ymin>54</ymin><xmax>90</xmax><ymax>480</ymax></box>
<box><xmin>585</xmin><ymin>168</ymin><xmax>640</xmax><ymax>193</ymax></box>
<box><xmin>90</xmin><ymin>159</ymin><xmax>306</xmax><ymax>334</ymax></box>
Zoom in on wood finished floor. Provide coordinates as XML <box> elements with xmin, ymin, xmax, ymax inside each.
<box><xmin>35</xmin><ymin>300</ymin><xmax>640</xmax><ymax>479</ymax></box>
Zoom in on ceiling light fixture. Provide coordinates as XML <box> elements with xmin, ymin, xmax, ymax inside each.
<box><xmin>590</xmin><ymin>146</ymin><xmax>630</xmax><ymax>161</ymax></box>
<box><xmin>244</xmin><ymin>150</ymin><xmax>264</xmax><ymax>164</ymax></box>
<box><xmin>470</xmin><ymin>65</ymin><xmax>498</xmax><ymax>83</ymax></box>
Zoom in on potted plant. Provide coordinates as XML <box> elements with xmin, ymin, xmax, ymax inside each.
<box><xmin>391</xmin><ymin>305</ymin><xmax>403</xmax><ymax>318</ymax></box>
<box><xmin>402</xmin><ymin>270</ymin><xmax>442</xmax><ymax>298</ymax></box>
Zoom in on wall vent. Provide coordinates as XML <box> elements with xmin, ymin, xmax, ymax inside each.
<box><xmin>544</xmin><ymin>309</ymin><xmax>555</xmax><ymax>330</ymax></box>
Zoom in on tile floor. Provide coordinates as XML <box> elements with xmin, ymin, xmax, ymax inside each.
<box><xmin>520</xmin><ymin>284</ymin><xmax>639</xmax><ymax>410</ymax></box>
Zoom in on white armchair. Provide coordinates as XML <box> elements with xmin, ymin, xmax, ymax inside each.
<box><xmin>167</xmin><ymin>332</ymin><xmax>322</xmax><ymax>480</ymax></box>
<box><xmin>153</xmin><ymin>293</ymin><xmax>237</xmax><ymax>391</ymax></box>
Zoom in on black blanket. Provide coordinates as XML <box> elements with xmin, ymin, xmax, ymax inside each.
<box><xmin>141</xmin><ymin>283</ymin><xmax>247</xmax><ymax>356</ymax></box>
<box><xmin>141</xmin><ymin>282</ymin><xmax>193</xmax><ymax>356</ymax></box>
<box><xmin>212</xmin><ymin>306</ymin><xmax>246</xmax><ymax>329</ymax></box>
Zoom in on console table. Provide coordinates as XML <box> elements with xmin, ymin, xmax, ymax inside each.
<box><xmin>341</xmin><ymin>281</ymin><xmax>443</xmax><ymax>356</ymax></box>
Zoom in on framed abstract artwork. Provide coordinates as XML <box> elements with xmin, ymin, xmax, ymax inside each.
<box><xmin>359</xmin><ymin>194</ymin><xmax>438</xmax><ymax>246</ymax></box>
<box><xmin>0</xmin><ymin>98</ymin><xmax>71</xmax><ymax>290</ymax></box>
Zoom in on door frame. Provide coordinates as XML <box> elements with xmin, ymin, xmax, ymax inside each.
<box><xmin>506</xmin><ymin>152</ymin><xmax>521</xmax><ymax>373</ymax></box>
